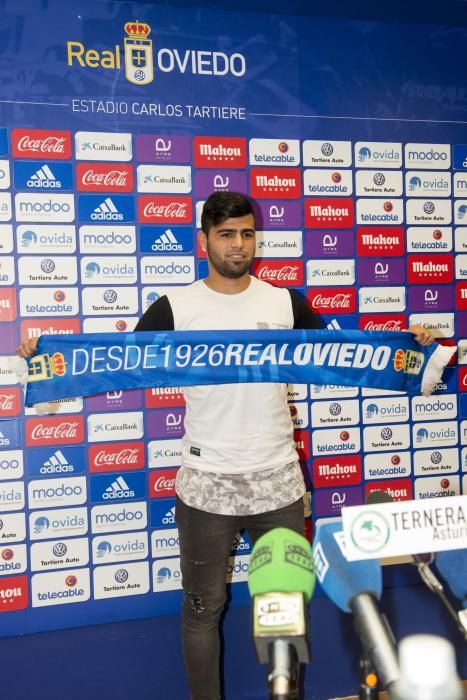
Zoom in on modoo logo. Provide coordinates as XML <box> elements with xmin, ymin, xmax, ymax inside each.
<box><xmin>67</xmin><ymin>21</ymin><xmax>246</xmax><ymax>85</ymax></box>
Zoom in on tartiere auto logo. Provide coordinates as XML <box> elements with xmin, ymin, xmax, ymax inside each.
<box><xmin>67</xmin><ymin>22</ymin><xmax>246</xmax><ymax>84</ymax></box>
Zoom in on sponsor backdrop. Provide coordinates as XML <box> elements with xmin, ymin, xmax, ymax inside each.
<box><xmin>0</xmin><ymin>0</ymin><xmax>466</xmax><ymax>636</ymax></box>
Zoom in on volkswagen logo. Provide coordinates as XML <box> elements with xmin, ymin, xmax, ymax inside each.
<box><xmin>329</xmin><ymin>402</ymin><xmax>342</xmax><ymax>416</ymax></box>
<box><xmin>381</xmin><ymin>427</ymin><xmax>393</xmax><ymax>440</ymax></box>
<box><xmin>41</xmin><ymin>258</ymin><xmax>55</xmax><ymax>273</ymax></box>
<box><xmin>103</xmin><ymin>289</ymin><xmax>118</xmax><ymax>304</ymax></box>
<box><xmin>424</xmin><ymin>201</ymin><xmax>435</xmax><ymax>215</ymax></box>
<box><xmin>373</xmin><ymin>172</ymin><xmax>385</xmax><ymax>186</ymax></box>
<box><xmin>321</xmin><ymin>142</ymin><xmax>333</xmax><ymax>156</ymax></box>
<box><xmin>431</xmin><ymin>451</ymin><xmax>442</xmax><ymax>465</ymax></box>
<box><xmin>115</xmin><ymin>568</ymin><xmax>129</xmax><ymax>583</ymax></box>
<box><xmin>53</xmin><ymin>542</ymin><xmax>67</xmax><ymax>557</ymax></box>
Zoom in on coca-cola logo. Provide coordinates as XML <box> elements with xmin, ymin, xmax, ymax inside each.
<box><xmin>0</xmin><ymin>395</ymin><xmax>14</xmax><ymax>410</ymax></box>
<box><xmin>95</xmin><ymin>449</ymin><xmax>139</xmax><ymax>465</ymax></box>
<box><xmin>153</xmin><ymin>476</ymin><xmax>175</xmax><ymax>492</ymax></box>
<box><xmin>26</xmin><ymin>416</ymin><xmax>84</xmax><ymax>446</ymax></box>
<box><xmin>76</xmin><ymin>163</ymin><xmax>133</xmax><ymax>192</ymax></box>
<box><xmin>307</xmin><ymin>289</ymin><xmax>356</xmax><ymax>314</ymax></box>
<box><xmin>359</xmin><ymin>314</ymin><xmax>407</xmax><ymax>331</ymax></box>
<box><xmin>12</xmin><ymin>129</ymin><xmax>72</xmax><ymax>159</ymax></box>
<box><xmin>89</xmin><ymin>442</ymin><xmax>145</xmax><ymax>472</ymax></box>
<box><xmin>252</xmin><ymin>260</ymin><xmax>304</xmax><ymax>287</ymax></box>
<box><xmin>31</xmin><ymin>422</ymin><xmax>79</xmax><ymax>440</ymax></box>
<box><xmin>149</xmin><ymin>468</ymin><xmax>178</xmax><ymax>498</ymax></box>
<box><xmin>139</xmin><ymin>196</ymin><xmax>192</xmax><ymax>223</ymax></box>
<box><xmin>18</xmin><ymin>136</ymin><xmax>65</xmax><ymax>153</ymax></box>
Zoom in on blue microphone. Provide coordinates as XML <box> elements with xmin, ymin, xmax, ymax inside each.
<box><xmin>435</xmin><ymin>549</ymin><xmax>467</xmax><ymax>639</ymax></box>
<box><xmin>313</xmin><ymin>520</ymin><xmax>399</xmax><ymax>690</ymax></box>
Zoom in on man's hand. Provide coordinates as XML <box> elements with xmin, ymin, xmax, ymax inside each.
<box><xmin>16</xmin><ymin>336</ymin><xmax>39</xmax><ymax>358</ymax></box>
<box><xmin>407</xmin><ymin>324</ymin><xmax>434</xmax><ymax>347</ymax></box>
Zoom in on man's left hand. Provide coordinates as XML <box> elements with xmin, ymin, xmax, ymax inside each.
<box><xmin>408</xmin><ymin>324</ymin><xmax>435</xmax><ymax>346</ymax></box>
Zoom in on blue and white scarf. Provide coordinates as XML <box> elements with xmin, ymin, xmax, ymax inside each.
<box><xmin>24</xmin><ymin>329</ymin><xmax>455</xmax><ymax>406</ymax></box>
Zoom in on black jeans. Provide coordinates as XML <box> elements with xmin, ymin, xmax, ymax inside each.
<box><xmin>175</xmin><ymin>495</ymin><xmax>305</xmax><ymax>700</ymax></box>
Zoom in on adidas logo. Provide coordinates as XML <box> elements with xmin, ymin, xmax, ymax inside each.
<box><xmin>41</xmin><ymin>450</ymin><xmax>74</xmax><ymax>475</ymax></box>
<box><xmin>232</xmin><ymin>533</ymin><xmax>250</xmax><ymax>552</ymax></box>
<box><xmin>103</xmin><ymin>476</ymin><xmax>135</xmax><ymax>500</ymax></box>
<box><xmin>151</xmin><ymin>228</ymin><xmax>183</xmax><ymax>252</ymax></box>
<box><xmin>162</xmin><ymin>506</ymin><xmax>175</xmax><ymax>525</ymax></box>
<box><xmin>91</xmin><ymin>197</ymin><xmax>123</xmax><ymax>221</ymax></box>
<box><xmin>0</xmin><ymin>431</ymin><xmax>10</xmax><ymax>447</ymax></box>
<box><xmin>27</xmin><ymin>164</ymin><xmax>61</xmax><ymax>189</ymax></box>
<box><xmin>327</xmin><ymin>319</ymin><xmax>341</xmax><ymax>330</ymax></box>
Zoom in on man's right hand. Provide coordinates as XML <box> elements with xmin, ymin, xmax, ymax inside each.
<box><xmin>16</xmin><ymin>336</ymin><xmax>39</xmax><ymax>358</ymax></box>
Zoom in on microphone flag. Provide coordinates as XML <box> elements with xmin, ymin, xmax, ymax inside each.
<box><xmin>24</xmin><ymin>328</ymin><xmax>455</xmax><ymax>406</ymax></box>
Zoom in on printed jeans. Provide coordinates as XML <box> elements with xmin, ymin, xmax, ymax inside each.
<box><xmin>175</xmin><ymin>495</ymin><xmax>305</xmax><ymax>700</ymax></box>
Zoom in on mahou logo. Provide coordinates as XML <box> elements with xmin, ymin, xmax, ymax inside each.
<box><xmin>12</xmin><ymin>129</ymin><xmax>72</xmax><ymax>160</ymax></box>
<box><xmin>76</xmin><ymin>163</ymin><xmax>134</xmax><ymax>192</ymax></box>
<box><xmin>313</xmin><ymin>455</ymin><xmax>362</xmax><ymax>488</ymax></box>
<box><xmin>0</xmin><ymin>289</ymin><xmax>17</xmax><ymax>322</ymax></box>
<box><xmin>307</xmin><ymin>288</ymin><xmax>356</xmax><ymax>314</ymax></box>
<box><xmin>407</xmin><ymin>254</ymin><xmax>453</xmax><ymax>284</ymax></box>
<box><xmin>0</xmin><ymin>575</ymin><xmax>28</xmax><ymax>612</ymax></box>
<box><xmin>356</xmin><ymin>227</ymin><xmax>405</xmax><ymax>257</ymax></box>
<box><xmin>305</xmin><ymin>197</ymin><xmax>354</xmax><ymax>228</ymax></box>
<box><xmin>193</xmin><ymin>136</ymin><xmax>246</xmax><ymax>168</ymax></box>
<box><xmin>21</xmin><ymin>318</ymin><xmax>81</xmax><ymax>339</ymax></box>
<box><xmin>89</xmin><ymin>442</ymin><xmax>145</xmax><ymax>473</ymax></box>
<box><xmin>249</xmin><ymin>167</ymin><xmax>301</xmax><ymax>199</ymax></box>
<box><xmin>26</xmin><ymin>416</ymin><xmax>85</xmax><ymax>447</ymax></box>
<box><xmin>456</xmin><ymin>282</ymin><xmax>467</xmax><ymax>311</ymax></box>
<box><xmin>251</xmin><ymin>260</ymin><xmax>304</xmax><ymax>287</ymax></box>
<box><xmin>0</xmin><ymin>388</ymin><xmax>21</xmax><ymax>417</ymax></box>
<box><xmin>359</xmin><ymin>314</ymin><xmax>407</xmax><ymax>331</ymax></box>
<box><xmin>365</xmin><ymin>479</ymin><xmax>413</xmax><ymax>502</ymax></box>
<box><xmin>145</xmin><ymin>387</ymin><xmax>186</xmax><ymax>408</ymax></box>
<box><xmin>138</xmin><ymin>196</ymin><xmax>192</xmax><ymax>223</ymax></box>
<box><xmin>150</xmin><ymin>468</ymin><xmax>178</xmax><ymax>498</ymax></box>
<box><xmin>294</xmin><ymin>430</ymin><xmax>310</xmax><ymax>460</ymax></box>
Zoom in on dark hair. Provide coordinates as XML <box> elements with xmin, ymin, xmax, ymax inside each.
<box><xmin>201</xmin><ymin>191</ymin><xmax>254</xmax><ymax>234</ymax></box>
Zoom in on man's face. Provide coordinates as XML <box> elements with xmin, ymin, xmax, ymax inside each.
<box><xmin>200</xmin><ymin>213</ymin><xmax>256</xmax><ymax>279</ymax></box>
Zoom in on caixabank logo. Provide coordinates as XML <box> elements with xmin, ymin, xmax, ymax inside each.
<box><xmin>67</xmin><ymin>21</ymin><xmax>246</xmax><ymax>84</ymax></box>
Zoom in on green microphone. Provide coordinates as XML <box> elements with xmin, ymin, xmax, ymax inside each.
<box><xmin>248</xmin><ymin>528</ymin><xmax>316</xmax><ymax>700</ymax></box>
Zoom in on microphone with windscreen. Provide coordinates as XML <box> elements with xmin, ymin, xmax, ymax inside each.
<box><xmin>248</xmin><ymin>527</ymin><xmax>316</xmax><ymax>700</ymax></box>
<box><xmin>367</xmin><ymin>490</ymin><xmax>467</xmax><ymax>642</ymax></box>
<box><xmin>313</xmin><ymin>520</ymin><xmax>399</xmax><ymax>691</ymax></box>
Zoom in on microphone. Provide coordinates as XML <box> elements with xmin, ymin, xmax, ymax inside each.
<box><xmin>248</xmin><ymin>527</ymin><xmax>316</xmax><ymax>700</ymax></box>
<box><xmin>435</xmin><ymin>549</ymin><xmax>467</xmax><ymax>637</ymax></box>
<box><xmin>367</xmin><ymin>490</ymin><xmax>467</xmax><ymax>641</ymax></box>
<box><xmin>313</xmin><ymin>520</ymin><xmax>400</xmax><ymax>691</ymax></box>
<box><xmin>391</xmin><ymin>634</ymin><xmax>465</xmax><ymax>700</ymax></box>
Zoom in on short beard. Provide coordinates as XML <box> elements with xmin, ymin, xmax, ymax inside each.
<box><xmin>206</xmin><ymin>247</ymin><xmax>251</xmax><ymax>279</ymax></box>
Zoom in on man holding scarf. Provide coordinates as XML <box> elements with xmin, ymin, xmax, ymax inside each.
<box><xmin>17</xmin><ymin>191</ymin><xmax>434</xmax><ymax>700</ymax></box>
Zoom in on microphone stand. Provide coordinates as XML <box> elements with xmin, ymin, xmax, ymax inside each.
<box><xmin>358</xmin><ymin>655</ymin><xmax>379</xmax><ymax>700</ymax></box>
<box><xmin>268</xmin><ymin>640</ymin><xmax>299</xmax><ymax>700</ymax></box>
